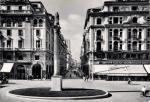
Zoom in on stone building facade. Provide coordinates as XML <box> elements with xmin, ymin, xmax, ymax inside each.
<box><xmin>81</xmin><ymin>0</ymin><xmax>150</xmax><ymax>80</ymax></box>
<box><xmin>0</xmin><ymin>0</ymin><xmax>68</xmax><ymax>79</ymax></box>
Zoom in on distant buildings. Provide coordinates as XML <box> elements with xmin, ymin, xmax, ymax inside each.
<box><xmin>81</xmin><ymin>0</ymin><xmax>150</xmax><ymax>81</ymax></box>
<box><xmin>0</xmin><ymin>0</ymin><xmax>68</xmax><ymax>79</ymax></box>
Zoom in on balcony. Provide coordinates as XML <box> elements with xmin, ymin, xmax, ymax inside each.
<box><xmin>0</xmin><ymin>10</ymin><xmax>32</xmax><ymax>15</ymax></box>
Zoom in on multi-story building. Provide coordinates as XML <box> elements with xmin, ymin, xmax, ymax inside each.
<box><xmin>81</xmin><ymin>0</ymin><xmax>150</xmax><ymax>81</ymax></box>
<box><xmin>0</xmin><ymin>0</ymin><xmax>68</xmax><ymax>79</ymax></box>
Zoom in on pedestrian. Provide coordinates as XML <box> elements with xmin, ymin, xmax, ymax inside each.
<box><xmin>128</xmin><ymin>78</ymin><xmax>131</xmax><ymax>85</ymax></box>
<box><xmin>141</xmin><ymin>85</ymin><xmax>146</xmax><ymax>96</ymax></box>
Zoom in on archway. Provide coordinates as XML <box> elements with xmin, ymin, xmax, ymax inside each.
<box><xmin>16</xmin><ymin>65</ymin><xmax>25</xmax><ymax>79</ymax></box>
<box><xmin>32</xmin><ymin>64</ymin><xmax>41</xmax><ymax>79</ymax></box>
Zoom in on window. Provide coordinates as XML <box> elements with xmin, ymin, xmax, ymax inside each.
<box><xmin>7</xmin><ymin>30</ymin><xmax>12</xmax><ymax>36</ymax></box>
<box><xmin>139</xmin><ymin>29</ymin><xmax>142</xmax><ymax>39</ymax></box>
<box><xmin>97</xmin><ymin>18</ymin><xmax>102</xmax><ymax>24</ymax></box>
<box><xmin>33</xmin><ymin>19</ymin><xmax>38</xmax><ymax>27</ymax></box>
<box><xmin>120</xmin><ymin>17</ymin><xmax>123</xmax><ymax>24</ymax></box>
<box><xmin>120</xmin><ymin>29</ymin><xmax>123</xmax><ymax>37</ymax></box>
<box><xmin>7</xmin><ymin>55</ymin><xmax>12</xmax><ymax>60</ymax></box>
<box><xmin>113</xmin><ymin>17</ymin><xmax>119</xmax><ymax>24</ymax></box>
<box><xmin>109</xmin><ymin>44</ymin><xmax>112</xmax><ymax>50</ymax></box>
<box><xmin>18</xmin><ymin>40</ymin><xmax>23</xmax><ymax>48</ymax></box>
<box><xmin>6</xmin><ymin>19</ymin><xmax>11</xmax><ymax>27</ymax></box>
<box><xmin>18</xmin><ymin>21</ymin><xmax>22</xmax><ymax>27</ymax></box>
<box><xmin>114</xmin><ymin>41</ymin><xmax>118</xmax><ymax>51</ymax></box>
<box><xmin>132</xmin><ymin>41</ymin><xmax>137</xmax><ymax>51</ymax></box>
<box><xmin>114</xmin><ymin>29</ymin><xmax>118</xmax><ymax>37</ymax></box>
<box><xmin>35</xmin><ymin>55</ymin><xmax>39</xmax><ymax>60</ymax></box>
<box><xmin>7</xmin><ymin>6</ymin><xmax>11</xmax><ymax>11</ymax></box>
<box><xmin>109</xmin><ymin>29</ymin><xmax>113</xmax><ymax>38</ymax></box>
<box><xmin>109</xmin><ymin>17</ymin><xmax>112</xmax><ymax>24</ymax></box>
<box><xmin>147</xmin><ymin>28</ymin><xmax>150</xmax><ymax>37</ymax></box>
<box><xmin>36</xmin><ymin>30</ymin><xmax>40</xmax><ymax>36</ymax></box>
<box><xmin>96</xmin><ymin>42</ymin><xmax>101</xmax><ymax>51</ymax></box>
<box><xmin>39</xmin><ymin>19</ymin><xmax>43</xmax><ymax>27</ymax></box>
<box><xmin>147</xmin><ymin>41</ymin><xmax>150</xmax><ymax>50</ymax></box>
<box><xmin>139</xmin><ymin>44</ymin><xmax>141</xmax><ymax>51</ymax></box>
<box><xmin>7</xmin><ymin>40</ymin><xmax>11</xmax><ymax>48</ymax></box>
<box><xmin>128</xmin><ymin>29</ymin><xmax>131</xmax><ymax>39</ymax></box>
<box><xmin>113</xmin><ymin>7</ymin><xmax>119</xmax><ymax>12</ymax></box>
<box><xmin>147</xmin><ymin>16</ymin><xmax>150</xmax><ymax>23</ymax></box>
<box><xmin>132</xmin><ymin>17</ymin><xmax>138</xmax><ymax>23</ymax></box>
<box><xmin>96</xmin><ymin>30</ymin><xmax>101</xmax><ymax>40</ymax></box>
<box><xmin>128</xmin><ymin>44</ymin><xmax>131</xmax><ymax>51</ymax></box>
<box><xmin>133</xmin><ymin>29</ymin><xmax>138</xmax><ymax>39</ymax></box>
<box><xmin>18</xmin><ymin>55</ymin><xmax>23</xmax><ymax>60</ymax></box>
<box><xmin>36</xmin><ymin>40</ymin><xmax>40</xmax><ymax>48</ymax></box>
<box><xmin>18</xmin><ymin>30</ymin><xmax>23</xmax><ymax>36</ymax></box>
<box><xmin>120</xmin><ymin>44</ymin><xmax>122</xmax><ymax>50</ymax></box>
<box><xmin>18</xmin><ymin>6</ymin><xmax>22</xmax><ymax>11</ymax></box>
<box><xmin>132</xmin><ymin>6</ymin><xmax>138</xmax><ymax>11</ymax></box>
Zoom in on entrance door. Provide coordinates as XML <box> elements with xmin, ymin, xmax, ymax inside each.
<box><xmin>17</xmin><ymin>65</ymin><xmax>25</xmax><ymax>79</ymax></box>
<box><xmin>32</xmin><ymin>64</ymin><xmax>41</xmax><ymax>79</ymax></box>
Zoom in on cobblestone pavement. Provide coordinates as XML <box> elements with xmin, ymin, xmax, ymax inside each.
<box><xmin>0</xmin><ymin>79</ymin><xmax>150</xmax><ymax>102</ymax></box>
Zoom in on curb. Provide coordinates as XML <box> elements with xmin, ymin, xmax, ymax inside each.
<box><xmin>8</xmin><ymin>91</ymin><xmax>109</xmax><ymax>100</ymax></box>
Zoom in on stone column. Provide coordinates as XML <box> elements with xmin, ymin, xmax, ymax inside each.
<box><xmin>51</xmin><ymin>12</ymin><xmax>62</xmax><ymax>91</ymax></box>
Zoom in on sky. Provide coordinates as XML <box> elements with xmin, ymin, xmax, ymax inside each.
<box><xmin>30</xmin><ymin>0</ymin><xmax>112</xmax><ymax>61</ymax></box>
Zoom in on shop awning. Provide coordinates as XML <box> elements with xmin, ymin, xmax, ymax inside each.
<box><xmin>94</xmin><ymin>65</ymin><xmax>109</xmax><ymax>75</ymax></box>
<box><xmin>95</xmin><ymin>65</ymin><xmax>147</xmax><ymax>76</ymax></box>
<box><xmin>107</xmin><ymin>65</ymin><xmax>147</xmax><ymax>76</ymax></box>
<box><xmin>0</xmin><ymin>63</ymin><xmax>14</xmax><ymax>73</ymax></box>
<box><xmin>144</xmin><ymin>65</ymin><xmax>150</xmax><ymax>74</ymax></box>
